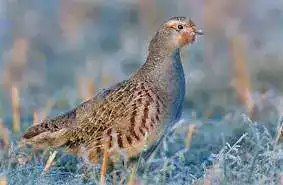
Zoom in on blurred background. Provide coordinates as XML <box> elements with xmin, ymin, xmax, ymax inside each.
<box><xmin>0</xmin><ymin>0</ymin><xmax>282</xmax><ymax>123</ymax></box>
<box><xmin>1</xmin><ymin>1</ymin><xmax>283</xmax><ymax>184</ymax></box>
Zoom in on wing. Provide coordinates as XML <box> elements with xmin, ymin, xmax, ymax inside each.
<box><xmin>94</xmin><ymin>80</ymin><xmax>127</xmax><ymax>101</ymax></box>
<box><xmin>66</xmin><ymin>80</ymin><xmax>169</xmax><ymax>160</ymax></box>
<box><xmin>22</xmin><ymin>80</ymin><xmax>127</xmax><ymax>147</ymax></box>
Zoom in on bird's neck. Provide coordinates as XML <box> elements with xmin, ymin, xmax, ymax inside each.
<box><xmin>133</xmin><ymin>48</ymin><xmax>185</xmax><ymax>107</ymax></box>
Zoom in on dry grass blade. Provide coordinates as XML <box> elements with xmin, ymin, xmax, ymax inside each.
<box><xmin>87</xmin><ymin>78</ymin><xmax>95</xmax><ymax>100</ymax></box>
<box><xmin>33</xmin><ymin>112</ymin><xmax>39</xmax><ymax>125</ymax></box>
<box><xmin>11</xmin><ymin>86</ymin><xmax>20</xmax><ymax>133</ymax></box>
<box><xmin>42</xmin><ymin>151</ymin><xmax>58</xmax><ymax>173</ymax></box>
<box><xmin>231</xmin><ymin>36</ymin><xmax>254</xmax><ymax>116</ymax></box>
<box><xmin>100</xmin><ymin>140</ymin><xmax>110</xmax><ymax>185</ymax></box>
<box><xmin>275</xmin><ymin>124</ymin><xmax>282</xmax><ymax>147</ymax></box>
<box><xmin>33</xmin><ymin>111</ymin><xmax>47</xmax><ymax>125</ymax></box>
<box><xmin>185</xmin><ymin>124</ymin><xmax>196</xmax><ymax>151</ymax></box>
<box><xmin>120</xmin><ymin>175</ymin><xmax>126</xmax><ymax>185</ymax></box>
<box><xmin>127</xmin><ymin>166</ymin><xmax>137</xmax><ymax>185</ymax></box>
<box><xmin>272</xmin><ymin>119</ymin><xmax>283</xmax><ymax>162</ymax></box>
<box><xmin>0</xmin><ymin>119</ymin><xmax>10</xmax><ymax>148</ymax></box>
<box><xmin>0</xmin><ymin>176</ymin><xmax>7</xmax><ymax>185</ymax></box>
<box><xmin>112</xmin><ymin>172</ymin><xmax>117</xmax><ymax>185</ymax></box>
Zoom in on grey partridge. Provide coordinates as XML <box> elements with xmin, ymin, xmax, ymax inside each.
<box><xmin>23</xmin><ymin>16</ymin><xmax>203</xmax><ymax>164</ymax></box>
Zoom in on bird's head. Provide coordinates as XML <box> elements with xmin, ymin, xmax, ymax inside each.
<box><xmin>149</xmin><ymin>17</ymin><xmax>203</xmax><ymax>52</ymax></box>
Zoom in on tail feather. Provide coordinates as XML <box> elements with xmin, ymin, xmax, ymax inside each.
<box><xmin>23</xmin><ymin>119</ymin><xmax>71</xmax><ymax>148</ymax></box>
<box><xmin>22</xmin><ymin>97</ymin><xmax>94</xmax><ymax>149</ymax></box>
<box><xmin>24</xmin><ymin>128</ymin><xmax>69</xmax><ymax>148</ymax></box>
<box><xmin>23</xmin><ymin>108</ymin><xmax>77</xmax><ymax>139</ymax></box>
<box><xmin>22</xmin><ymin>108</ymin><xmax>78</xmax><ymax>149</ymax></box>
<box><xmin>23</xmin><ymin>123</ymin><xmax>48</xmax><ymax>139</ymax></box>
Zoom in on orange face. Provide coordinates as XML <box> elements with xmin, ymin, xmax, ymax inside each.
<box><xmin>178</xmin><ymin>27</ymin><xmax>196</xmax><ymax>45</ymax></box>
<box><xmin>166</xmin><ymin>19</ymin><xmax>200</xmax><ymax>47</ymax></box>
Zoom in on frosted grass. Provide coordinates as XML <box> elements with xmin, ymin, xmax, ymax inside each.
<box><xmin>1</xmin><ymin>109</ymin><xmax>282</xmax><ymax>185</ymax></box>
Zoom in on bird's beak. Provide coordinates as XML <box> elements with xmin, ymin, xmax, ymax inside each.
<box><xmin>195</xmin><ymin>29</ymin><xmax>204</xmax><ymax>36</ymax></box>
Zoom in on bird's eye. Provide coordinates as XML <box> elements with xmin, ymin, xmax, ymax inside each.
<box><xmin>177</xmin><ymin>25</ymin><xmax>183</xmax><ymax>30</ymax></box>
